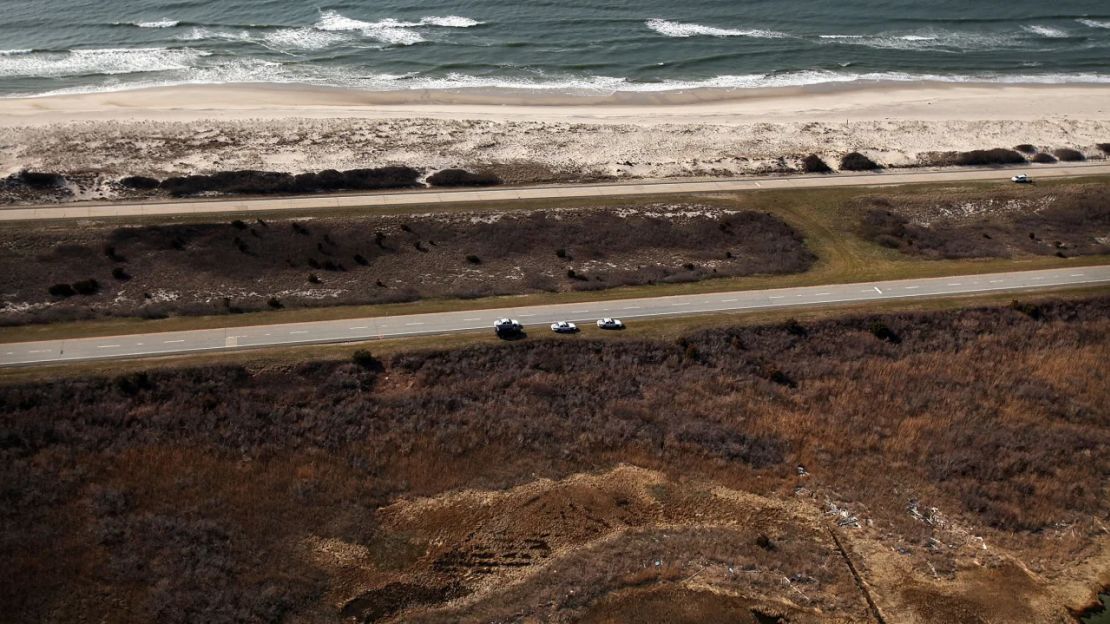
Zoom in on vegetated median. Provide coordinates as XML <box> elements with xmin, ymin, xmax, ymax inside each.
<box><xmin>1</xmin><ymin>296</ymin><xmax>1106</xmax><ymax>622</ymax></box>
<box><xmin>0</xmin><ymin>203</ymin><xmax>814</xmax><ymax>326</ymax></box>
<box><xmin>855</xmin><ymin>182</ymin><xmax>1110</xmax><ymax>259</ymax></box>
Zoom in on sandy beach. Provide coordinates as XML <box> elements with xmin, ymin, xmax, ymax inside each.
<box><xmin>1</xmin><ymin>82</ymin><xmax>1108</xmax><ymax>200</ymax></box>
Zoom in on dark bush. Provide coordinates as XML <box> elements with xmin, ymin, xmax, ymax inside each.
<box><xmin>104</xmin><ymin>245</ymin><xmax>126</xmax><ymax>262</ymax></box>
<box><xmin>840</xmin><ymin>152</ymin><xmax>880</xmax><ymax>171</ymax></box>
<box><xmin>868</xmin><ymin>320</ymin><xmax>901</xmax><ymax>343</ymax></box>
<box><xmin>950</xmin><ymin>149</ymin><xmax>1026</xmax><ymax>166</ymax></box>
<box><xmin>119</xmin><ymin>175</ymin><xmax>160</xmax><ymax>190</ymax></box>
<box><xmin>1031</xmin><ymin>152</ymin><xmax>1057</xmax><ymax>164</ymax></box>
<box><xmin>351</xmin><ymin>349</ymin><xmax>383</xmax><ymax>370</ymax></box>
<box><xmin>1010</xmin><ymin>299</ymin><xmax>1044</xmax><ymax>320</ymax></box>
<box><xmin>465</xmin><ymin>254</ymin><xmax>482</xmax><ymax>264</ymax></box>
<box><xmin>1097</xmin><ymin>143</ymin><xmax>1110</xmax><ymax>155</ymax></box>
<box><xmin>782</xmin><ymin>319</ymin><xmax>807</xmax><ymax>337</ymax></box>
<box><xmin>307</xmin><ymin>273</ymin><xmax>321</xmax><ymax>284</ymax></box>
<box><xmin>1013</xmin><ymin>144</ymin><xmax>1038</xmax><ymax>154</ymax></box>
<box><xmin>1053</xmin><ymin>148</ymin><xmax>1085</xmax><ymax>162</ymax></box>
<box><xmin>426</xmin><ymin>169</ymin><xmax>502</xmax><ymax>187</ymax></box>
<box><xmin>267</xmin><ymin>297</ymin><xmax>283</xmax><ymax>309</ymax></box>
<box><xmin>801</xmin><ymin>154</ymin><xmax>832</xmax><ymax>173</ymax></box>
<box><xmin>555</xmin><ymin>248</ymin><xmax>568</xmax><ymax>259</ymax></box>
<box><xmin>18</xmin><ymin>170</ymin><xmax>65</xmax><ymax>189</ymax></box>
<box><xmin>111</xmin><ymin>267</ymin><xmax>131</xmax><ymax>281</ymax></box>
<box><xmin>353</xmin><ymin>254</ymin><xmax>369</xmax><ymax>266</ymax></box>
<box><xmin>158</xmin><ymin>167</ymin><xmax>421</xmax><ymax>197</ymax></box>
<box><xmin>231</xmin><ymin>219</ymin><xmax>248</xmax><ymax>230</ymax></box>
<box><xmin>48</xmin><ymin>283</ymin><xmax>76</xmax><ymax>297</ymax></box>
<box><xmin>72</xmin><ymin>279</ymin><xmax>100</xmax><ymax>296</ymax></box>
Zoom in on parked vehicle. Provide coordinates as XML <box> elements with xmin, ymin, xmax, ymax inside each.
<box><xmin>596</xmin><ymin>318</ymin><xmax>625</xmax><ymax>330</ymax></box>
<box><xmin>494</xmin><ymin>318</ymin><xmax>523</xmax><ymax>337</ymax></box>
<box><xmin>550</xmin><ymin>321</ymin><xmax>578</xmax><ymax>333</ymax></box>
<box><xmin>1011</xmin><ymin>174</ymin><xmax>1032</xmax><ymax>183</ymax></box>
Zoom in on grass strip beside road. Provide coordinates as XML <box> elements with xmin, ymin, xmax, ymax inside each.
<box><xmin>1</xmin><ymin>175</ymin><xmax>1107</xmax><ymax>344</ymax></box>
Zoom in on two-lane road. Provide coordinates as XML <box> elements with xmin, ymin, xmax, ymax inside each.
<box><xmin>2</xmin><ymin>266</ymin><xmax>1106</xmax><ymax>367</ymax></box>
<box><xmin>2</xmin><ymin>163</ymin><xmax>1108</xmax><ymax>222</ymax></box>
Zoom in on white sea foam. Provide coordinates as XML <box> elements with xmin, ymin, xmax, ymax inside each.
<box><xmin>21</xmin><ymin>66</ymin><xmax>1110</xmax><ymax>99</ymax></box>
<box><xmin>263</xmin><ymin>28</ymin><xmax>349</xmax><ymax>51</ymax></box>
<box><xmin>133</xmin><ymin>19</ymin><xmax>179</xmax><ymax>29</ymax></box>
<box><xmin>0</xmin><ymin>49</ymin><xmax>32</xmax><ymax>56</ymax></box>
<box><xmin>820</xmin><ymin>30</ymin><xmax>1017</xmax><ymax>51</ymax></box>
<box><xmin>0</xmin><ymin>48</ymin><xmax>208</xmax><ymax>78</ymax></box>
<box><xmin>177</xmin><ymin>27</ymin><xmax>252</xmax><ymax>42</ymax></box>
<box><xmin>645</xmin><ymin>19</ymin><xmax>787</xmax><ymax>39</ymax></box>
<box><xmin>1076</xmin><ymin>18</ymin><xmax>1110</xmax><ymax>29</ymax></box>
<box><xmin>314</xmin><ymin>11</ymin><xmax>482</xmax><ymax>46</ymax></box>
<box><xmin>1022</xmin><ymin>25</ymin><xmax>1069</xmax><ymax>38</ymax></box>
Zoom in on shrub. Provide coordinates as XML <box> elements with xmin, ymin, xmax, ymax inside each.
<box><xmin>1013</xmin><ymin>144</ymin><xmax>1038</xmax><ymax>154</ymax></box>
<box><xmin>1053</xmin><ymin>148</ymin><xmax>1085</xmax><ymax>162</ymax></box>
<box><xmin>351</xmin><ymin>349</ymin><xmax>382</xmax><ymax>370</ymax></box>
<box><xmin>104</xmin><ymin>245</ymin><xmax>126</xmax><ymax>262</ymax></box>
<box><xmin>801</xmin><ymin>154</ymin><xmax>832</xmax><ymax>173</ymax></box>
<box><xmin>782</xmin><ymin>319</ymin><xmax>807</xmax><ymax>337</ymax></box>
<box><xmin>465</xmin><ymin>254</ymin><xmax>482</xmax><ymax>264</ymax></box>
<box><xmin>18</xmin><ymin>170</ymin><xmax>65</xmax><ymax>189</ymax></box>
<box><xmin>1097</xmin><ymin>143</ymin><xmax>1110</xmax><ymax>155</ymax></box>
<box><xmin>555</xmin><ymin>248</ymin><xmax>568</xmax><ymax>259</ymax></box>
<box><xmin>72</xmin><ymin>279</ymin><xmax>100</xmax><ymax>296</ymax></box>
<box><xmin>426</xmin><ymin>169</ymin><xmax>502</xmax><ymax>187</ymax></box>
<box><xmin>231</xmin><ymin>219</ymin><xmax>248</xmax><ymax>230</ymax></box>
<box><xmin>1010</xmin><ymin>299</ymin><xmax>1043</xmax><ymax>320</ymax></box>
<box><xmin>48</xmin><ymin>283</ymin><xmax>76</xmax><ymax>297</ymax></box>
<box><xmin>307</xmin><ymin>273</ymin><xmax>321</xmax><ymax>284</ymax></box>
<box><xmin>951</xmin><ymin>149</ymin><xmax>1025</xmax><ymax>166</ymax></box>
<box><xmin>292</xmin><ymin>222</ymin><xmax>310</xmax><ymax>235</ymax></box>
<box><xmin>1031</xmin><ymin>152</ymin><xmax>1057</xmax><ymax>164</ymax></box>
<box><xmin>868</xmin><ymin>320</ymin><xmax>901</xmax><ymax>343</ymax></box>
<box><xmin>111</xmin><ymin>267</ymin><xmax>131</xmax><ymax>281</ymax></box>
<box><xmin>840</xmin><ymin>152</ymin><xmax>880</xmax><ymax>171</ymax></box>
<box><xmin>267</xmin><ymin>297</ymin><xmax>283</xmax><ymax>309</ymax></box>
<box><xmin>118</xmin><ymin>175</ymin><xmax>160</xmax><ymax>190</ymax></box>
<box><xmin>353</xmin><ymin>254</ymin><xmax>369</xmax><ymax>266</ymax></box>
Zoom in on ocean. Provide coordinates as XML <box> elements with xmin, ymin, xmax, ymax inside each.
<box><xmin>1</xmin><ymin>0</ymin><xmax>1109</xmax><ymax>97</ymax></box>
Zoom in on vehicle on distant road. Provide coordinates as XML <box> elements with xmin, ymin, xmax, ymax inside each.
<box><xmin>596</xmin><ymin>318</ymin><xmax>625</xmax><ymax>330</ymax></box>
<box><xmin>550</xmin><ymin>321</ymin><xmax>578</xmax><ymax>333</ymax></box>
<box><xmin>1011</xmin><ymin>174</ymin><xmax>1032</xmax><ymax>183</ymax></box>
<box><xmin>494</xmin><ymin>318</ymin><xmax>523</xmax><ymax>337</ymax></box>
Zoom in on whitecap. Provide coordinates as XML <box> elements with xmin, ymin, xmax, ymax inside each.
<box><xmin>313</xmin><ymin>11</ymin><xmax>482</xmax><ymax>46</ymax></box>
<box><xmin>1022</xmin><ymin>25</ymin><xmax>1069</xmax><ymax>38</ymax></box>
<box><xmin>133</xmin><ymin>19</ymin><xmax>179</xmax><ymax>28</ymax></box>
<box><xmin>645</xmin><ymin>18</ymin><xmax>787</xmax><ymax>39</ymax></box>
<box><xmin>263</xmin><ymin>28</ymin><xmax>349</xmax><ymax>50</ymax></box>
<box><xmin>1076</xmin><ymin>18</ymin><xmax>1110</xmax><ymax>29</ymax></box>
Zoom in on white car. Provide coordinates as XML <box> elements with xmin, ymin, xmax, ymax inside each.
<box><xmin>550</xmin><ymin>321</ymin><xmax>579</xmax><ymax>333</ymax></box>
<box><xmin>1011</xmin><ymin>174</ymin><xmax>1032</xmax><ymax>183</ymax></box>
<box><xmin>596</xmin><ymin>318</ymin><xmax>625</xmax><ymax>330</ymax></box>
<box><xmin>493</xmin><ymin>318</ymin><xmax>523</xmax><ymax>336</ymax></box>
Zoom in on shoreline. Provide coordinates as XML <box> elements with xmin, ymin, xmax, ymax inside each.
<box><xmin>1</xmin><ymin>80</ymin><xmax>1108</xmax><ymax>126</ymax></box>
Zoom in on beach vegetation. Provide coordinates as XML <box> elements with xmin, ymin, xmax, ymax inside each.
<box><xmin>1053</xmin><ymin>148</ymin><xmax>1085</xmax><ymax>162</ymax></box>
<box><xmin>801</xmin><ymin>154</ymin><xmax>832</xmax><ymax>173</ymax></box>
<box><xmin>426</xmin><ymin>169</ymin><xmax>502</xmax><ymax>187</ymax></box>
<box><xmin>839</xmin><ymin>152</ymin><xmax>880</xmax><ymax>171</ymax></box>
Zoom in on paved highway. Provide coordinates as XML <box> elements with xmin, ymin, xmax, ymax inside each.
<box><xmin>2</xmin><ymin>163</ymin><xmax>1108</xmax><ymax>222</ymax></box>
<box><xmin>1</xmin><ymin>266</ymin><xmax>1106</xmax><ymax>367</ymax></box>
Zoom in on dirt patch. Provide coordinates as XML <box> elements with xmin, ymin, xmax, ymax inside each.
<box><xmin>854</xmin><ymin>183</ymin><xmax>1110</xmax><ymax>259</ymax></box>
<box><xmin>0</xmin><ymin>203</ymin><xmax>814</xmax><ymax>325</ymax></box>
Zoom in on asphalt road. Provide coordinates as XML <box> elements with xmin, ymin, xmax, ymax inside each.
<box><xmin>2</xmin><ymin>163</ymin><xmax>1108</xmax><ymax>222</ymax></box>
<box><xmin>2</xmin><ymin>266</ymin><xmax>1106</xmax><ymax>367</ymax></box>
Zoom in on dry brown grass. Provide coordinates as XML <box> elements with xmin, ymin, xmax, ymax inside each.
<box><xmin>1</xmin><ymin>296</ymin><xmax>1107</xmax><ymax>622</ymax></box>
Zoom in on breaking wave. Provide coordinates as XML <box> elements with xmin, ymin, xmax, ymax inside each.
<box><xmin>1076</xmin><ymin>18</ymin><xmax>1110</xmax><ymax>29</ymax></box>
<box><xmin>1021</xmin><ymin>25</ymin><xmax>1070</xmax><ymax>38</ymax></box>
<box><xmin>645</xmin><ymin>19</ymin><xmax>787</xmax><ymax>39</ymax></box>
<box><xmin>314</xmin><ymin>10</ymin><xmax>482</xmax><ymax>46</ymax></box>
<box><xmin>0</xmin><ymin>47</ymin><xmax>208</xmax><ymax>78</ymax></box>
<box><xmin>132</xmin><ymin>19</ymin><xmax>179</xmax><ymax>29</ymax></box>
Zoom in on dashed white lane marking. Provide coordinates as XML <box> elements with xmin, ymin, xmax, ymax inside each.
<box><xmin>290</xmin><ymin>330</ymin><xmax>308</xmax><ymax>335</ymax></box>
<box><xmin>1031</xmin><ymin>276</ymin><xmax>1045</xmax><ymax>280</ymax></box>
<box><xmin>948</xmin><ymin>283</ymin><xmax>962</xmax><ymax>286</ymax></box>
<box><xmin>670</xmin><ymin>302</ymin><xmax>691</xmax><ymax>306</ymax></box>
<box><xmin>720</xmin><ymin>298</ymin><xmax>737</xmax><ymax>303</ymax></box>
<box><xmin>814</xmin><ymin>292</ymin><xmax>832</xmax><ymax>296</ymax></box>
<box><xmin>463</xmin><ymin>318</ymin><xmax>482</xmax><ymax>321</ymax></box>
<box><xmin>27</xmin><ymin>349</ymin><xmax>49</xmax><ymax>354</ymax></box>
<box><xmin>518</xmin><ymin>314</ymin><xmax>537</xmax><ymax>317</ymax></box>
<box><xmin>904</xmin><ymin>286</ymin><xmax>920</xmax><ymax>289</ymax></box>
<box><xmin>405</xmin><ymin>322</ymin><xmax>425</xmax><ymax>326</ymax></box>
<box><xmin>97</xmin><ymin>344</ymin><xmax>120</xmax><ymax>349</ymax></box>
<box><xmin>164</xmin><ymin>339</ymin><xmax>184</xmax><ymax>344</ymax></box>
<box><xmin>1071</xmin><ymin>273</ymin><xmax>1085</xmax><ymax>277</ymax></box>
<box><xmin>622</xmin><ymin>306</ymin><xmax>641</xmax><ymax>310</ymax></box>
<box><xmin>350</xmin><ymin>326</ymin><xmax>368</xmax><ymax>329</ymax></box>
<box><xmin>990</xmin><ymin>279</ymin><xmax>1003</xmax><ymax>283</ymax></box>
<box><xmin>768</xmin><ymin>295</ymin><xmax>784</xmax><ymax>299</ymax></box>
